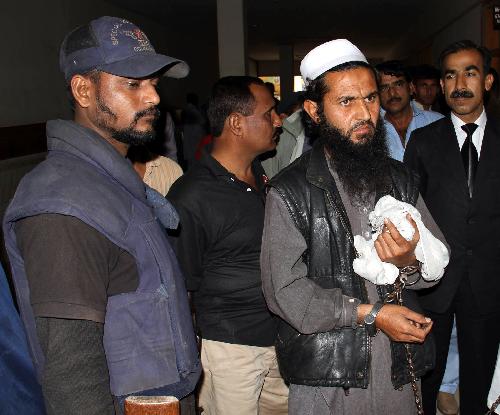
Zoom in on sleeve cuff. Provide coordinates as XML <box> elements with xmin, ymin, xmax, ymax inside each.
<box><xmin>343</xmin><ymin>297</ymin><xmax>361</xmax><ymax>328</ymax></box>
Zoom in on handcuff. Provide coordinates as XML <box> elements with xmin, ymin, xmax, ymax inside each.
<box><xmin>364</xmin><ymin>260</ymin><xmax>422</xmax><ymax>336</ymax></box>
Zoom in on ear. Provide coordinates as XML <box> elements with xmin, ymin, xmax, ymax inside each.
<box><xmin>303</xmin><ymin>99</ymin><xmax>320</xmax><ymax>123</ymax></box>
<box><xmin>440</xmin><ymin>78</ymin><xmax>445</xmax><ymax>94</ymax></box>
<box><xmin>410</xmin><ymin>81</ymin><xmax>416</xmax><ymax>95</ymax></box>
<box><xmin>484</xmin><ymin>73</ymin><xmax>494</xmax><ymax>92</ymax></box>
<box><xmin>71</xmin><ymin>75</ymin><xmax>94</xmax><ymax>108</ymax></box>
<box><xmin>226</xmin><ymin>112</ymin><xmax>243</xmax><ymax>137</ymax></box>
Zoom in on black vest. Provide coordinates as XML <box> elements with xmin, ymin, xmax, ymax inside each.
<box><xmin>270</xmin><ymin>143</ymin><xmax>435</xmax><ymax>389</ymax></box>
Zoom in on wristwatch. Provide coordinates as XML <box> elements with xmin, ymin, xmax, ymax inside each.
<box><xmin>364</xmin><ymin>301</ymin><xmax>384</xmax><ymax>336</ymax></box>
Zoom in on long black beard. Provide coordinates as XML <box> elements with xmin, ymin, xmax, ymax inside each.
<box><xmin>319</xmin><ymin>114</ymin><xmax>392</xmax><ymax>206</ymax></box>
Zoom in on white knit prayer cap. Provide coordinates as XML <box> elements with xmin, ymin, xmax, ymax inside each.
<box><xmin>300</xmin><ymin>39</ymin><xmax>368</xmax><ymax>85</ymax></box>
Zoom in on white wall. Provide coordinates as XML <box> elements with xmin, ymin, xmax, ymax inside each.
<box><xmin>0</xmin><ymin>0</ymin><xmax>219</xmax><ymax>127</ymax></box>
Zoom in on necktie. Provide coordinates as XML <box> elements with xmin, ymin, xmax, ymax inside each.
<box><xmin>461</xmin><ymin>123</ymin><xmax>478</xmax><ymax>198</ymax></box>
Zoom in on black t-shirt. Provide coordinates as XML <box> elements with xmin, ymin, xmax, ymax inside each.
<box><xmin>15</xmin><ymin>213</ymin><xmax>140</xmax><ymax>414</ymax></box>
<box><xmin>16</xmin><ymin>214</ymin><xmax>139</xmax><ymax>323</ymax></box>
<box><xmin>168</xmin><ymin>153</ymin><xmax>277</xmax><ymax>347</ymax></box>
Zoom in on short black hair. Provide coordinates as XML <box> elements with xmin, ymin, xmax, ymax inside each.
<box><xmin>301</xmin><ymin>61</ymin><xmax>374</xmax><ymax>140</ymax></box>
<box><xmin>207</xmin><ymin>76</ymin><xmax>265</xmax><ymax>138</ymax></box>
<box><xmin>375</xmin><ymin>60</ymin><xmax>411</xmax><ymax>82</ymax></box>
<box><xmin>410</xmin><ymin>64</ymin><xmax>440</xmax><ymax>82</ymax></box>
<box><xmin>264</xmin><ymin>81</ymin><xmax>275</xmax><ymax>95</ymax></box>
<box><xmin>278</xmin><ymin>91</ymin><xmax>304</xmax><ymax>116</ymax></box>
<box><xmin>186</xmin><ymin>92</ymin><xmax>199</xmax><ymax>106</ymax></box>
<box><xmin>438</xmin><ymin>40</ymin><xmax>491</xmax><ymax>76</ymax></box>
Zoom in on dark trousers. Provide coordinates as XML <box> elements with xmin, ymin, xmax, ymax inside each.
<box><xmin>421</xmin><ymin>277</ymin><xmax>500</xmax><ymax>415</ymax></box>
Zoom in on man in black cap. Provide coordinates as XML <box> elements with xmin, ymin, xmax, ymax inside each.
<box><xmin>3</xmin><ymin>16</ymin><xmax>200</xmax><ymax>415</ymax></box>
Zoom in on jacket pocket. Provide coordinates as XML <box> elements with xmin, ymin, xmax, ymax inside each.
<box><xmin>103</xmin><ymin>288</ymin><xmax>180</xmax><ymax>396</ymax></box>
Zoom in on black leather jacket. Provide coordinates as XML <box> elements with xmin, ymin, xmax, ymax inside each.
<box><xmin>269</xmin><ymin>142</ymin><xmax>435</xmax><ymax>389</ymax></box>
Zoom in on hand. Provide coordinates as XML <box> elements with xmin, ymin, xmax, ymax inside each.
<box><xmin>374</xmin><ymin>214</ymin><xmax>420</xmax><ymax>268</ymax></box>
<box><xmin>375</xmin><ymin>303</ymin><xmax>432</xmax><ymax>343</ymax></box>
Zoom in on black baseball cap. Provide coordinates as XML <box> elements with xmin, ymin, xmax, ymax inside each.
<box><xmin>59</xmin><ymin>16</ymin><xmax>189</xmax><ymax>82</ymax></box>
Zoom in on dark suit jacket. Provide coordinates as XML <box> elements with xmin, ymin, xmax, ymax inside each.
<box><xmin>404</xmin><ymin>115</ymin><xmax>500</xmax><ymax>314</ymax></box>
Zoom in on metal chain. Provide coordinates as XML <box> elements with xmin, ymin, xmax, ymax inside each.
<box><xmin>486</xmin><ymin>394</ymin><xmax>500</xmax><ymax>414</ymax></box>
<box><xmin>384</xmin><ymin>275</ymin><xmax>425</xmax><ymax>415</ymax></box>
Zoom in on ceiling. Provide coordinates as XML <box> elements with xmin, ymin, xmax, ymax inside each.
<box><xmin>246</xmin><ymin>0</ymin><xmax>427</xmax><ymax>61</ymax></box>
<box><xmin>106</xmin><ymin>0</ymin><xmax>479</xmax><ymax>62</ymax></box>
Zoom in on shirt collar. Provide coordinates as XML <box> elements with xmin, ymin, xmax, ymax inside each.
<box><xmin>450</xmin><ymin>108</ymin><xmax>488</xmax><ymax>156</ymax></box>
<box><xmin>380</xmin><ymin>100</ymin><xmax>420</xmax><ymax>120</ymax></box>
<box><xmin>199</xmin><ymin>151</ymin><xmax>266</xmax><ymax>188</ymax></box>
<box><xmin>411</xmin><ymin>99</ymin><xmax>425</xmax><ymax>111</ymax></box>
<box><xmin>199</xmin><ymin>151</ymin><xmax>232</xmax><ymax>177</ymax></box>
<box><xmin>450</xmin><ymin>108</ymin><xmax>487</xmax><ymax>132</ymax></box>
<box><xmin>410</xmin><ymin>100</ymin><xmax>425</xmax><ymax>117</ymax></box>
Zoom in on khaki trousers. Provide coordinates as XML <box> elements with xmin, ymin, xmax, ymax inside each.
<box><xmin>198</xmin><ymin>339</ymin><xmax>289</xmax><ymax>415</ymax></box>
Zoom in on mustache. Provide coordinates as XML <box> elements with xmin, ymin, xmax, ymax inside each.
<box><xmin>450</xmin><ymin>89</ymin><xmax>474</xmax><ymax>99</ymax></box>
<box><xmin>348</xmin><ymin>120</ymin><xmax>375</xmax><ymax>136</ymax></box>
<box><xmin>387</xmin><ymin>97</ymin><xmax>401</xmax><ymax>104</ymax></box>
<box><xmin>133</xmin><ymin>107</ymin><xmax>160</xmax><ymax>123</ymax></box>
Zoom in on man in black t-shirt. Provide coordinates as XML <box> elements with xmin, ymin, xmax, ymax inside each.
<box><xmin>168</xmin><ymin>76</ymin><xmax>288</xmax><ymax>415</ymax></box>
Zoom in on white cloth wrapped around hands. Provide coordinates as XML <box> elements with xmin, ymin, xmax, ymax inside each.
<box><xmin>353</xmin><ymin>195</ymin><xmax>449</xmax><ymax>285</ymax></box>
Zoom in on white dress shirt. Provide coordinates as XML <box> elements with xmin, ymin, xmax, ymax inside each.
<box><xmin>451</xmin><ymin>108</ymin><xmax>487</xmax><ymax>158</ymax></box>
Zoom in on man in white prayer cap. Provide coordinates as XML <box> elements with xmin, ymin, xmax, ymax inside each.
<box><xmin>260</xmin><ymin>39</ymin><xmax>448</xmax><ymax>414</ymax></box>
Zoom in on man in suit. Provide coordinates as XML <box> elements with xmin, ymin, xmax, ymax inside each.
<box><xmin>404</xmin><ymin>40</ymin><xmax>498</xmax><ymax>415</ymax></box>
